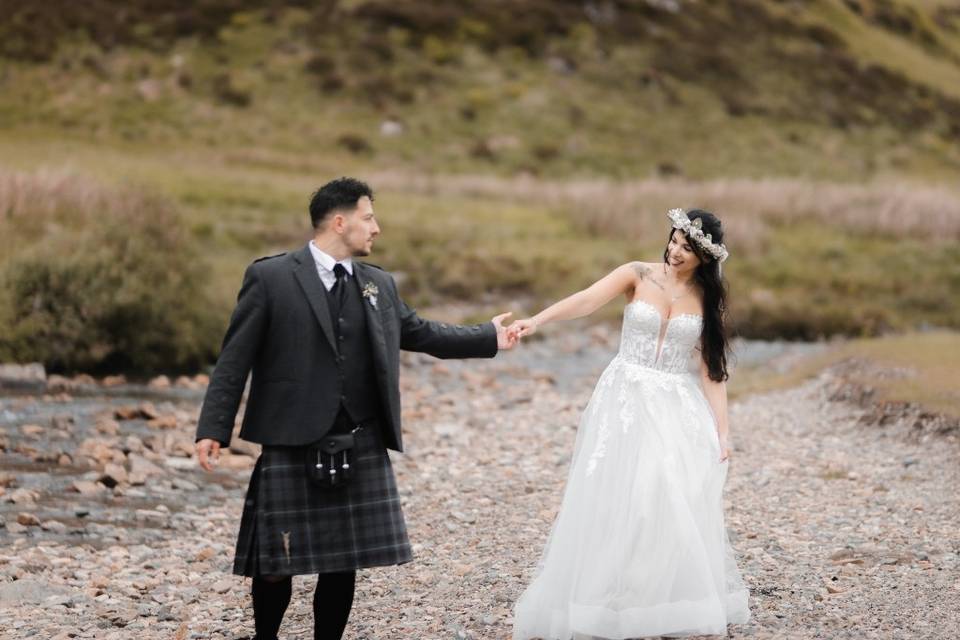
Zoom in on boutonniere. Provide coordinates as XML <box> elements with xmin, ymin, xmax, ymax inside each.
<box><xmin>361</xmin><ymin>282</ymin><xmax>379</xmax><ymax>309</ymax></box>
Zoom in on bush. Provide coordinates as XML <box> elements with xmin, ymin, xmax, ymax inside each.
<box><xmin>212</xmin><ymin>72</ymin><xmax>253</xmax><ymax>107</ymax></box>
<box><xmin>0</xmin><ymin>170</ymin><xmax>220</xmax><ymax>373</ymax></box>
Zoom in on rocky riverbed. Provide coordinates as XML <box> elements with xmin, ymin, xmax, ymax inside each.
<box><xmin>0</xmin><ymin>327</ymin><xmax>957</xmax><ymax>639</ymax></box>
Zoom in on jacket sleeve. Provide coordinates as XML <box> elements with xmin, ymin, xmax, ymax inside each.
<box><xmin>195</xmin><ymin>263</ymin><xmax>269</xmax><ymax>445</ymax></box>
<box><xmin>387</xmin><ymin>275</ymin><xmax>498</xmax><ymax>359</ymax></box>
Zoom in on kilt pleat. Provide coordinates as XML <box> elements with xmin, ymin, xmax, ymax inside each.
<box><xmin>232</xmin><ymin>424</ymin><xmax>413</xmax><ymax>577</ymax></box>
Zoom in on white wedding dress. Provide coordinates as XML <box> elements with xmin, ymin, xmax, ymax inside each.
<box><xmin>513</xmin><ymin>299</ymin><xmax>750</xmax><ymax>639</ymax></box>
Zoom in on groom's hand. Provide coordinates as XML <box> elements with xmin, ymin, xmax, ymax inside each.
<box><xmin>196</xmin><ymin>438</ymin><xmax>221</xmax><ymax>472</ymax></box>
<box><xmin>491</xmin><ymin>312</ymin><xmax>518</xmax><ymax>350</ymax></box>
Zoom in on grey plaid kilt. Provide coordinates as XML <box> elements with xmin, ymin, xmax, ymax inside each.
<box><xmin>232</xmin><ymin>424</ymin><xmax>413</xmax><ymax>577</ymax></box>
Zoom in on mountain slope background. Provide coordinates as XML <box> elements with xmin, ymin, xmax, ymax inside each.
<box><xmin>1</xmin><ymin>0</ymin><xmax>959</xmax><ymax>372</ymax></box>
<box><xmin>2</xmin><ymin>0</ymin><xmax>960</xmax><ymax>179</ymax></box>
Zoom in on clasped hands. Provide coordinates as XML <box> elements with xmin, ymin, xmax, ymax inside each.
<box><xmin>491</xmin><ymin>313</ymin><xmax>538</xmax><ymax>351</ymax></box>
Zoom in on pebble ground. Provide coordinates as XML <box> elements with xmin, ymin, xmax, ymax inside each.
<box><xmin>0</xmin><ymin>327</ymin><xmax>957</xmax><ymax>639</ymax></box>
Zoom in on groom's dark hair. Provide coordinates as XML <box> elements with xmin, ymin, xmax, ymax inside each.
<box><xmin>309</xmin><ymin>177</ymin><xmax>374</xmax><ymax>228</ymax></box>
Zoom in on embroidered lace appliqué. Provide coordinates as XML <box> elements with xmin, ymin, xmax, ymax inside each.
<box><xmin>584</xmin><ymin>301</ymin><xmax>707</xmax><ymax>478</ymax></box>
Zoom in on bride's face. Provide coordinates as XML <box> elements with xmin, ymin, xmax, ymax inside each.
<box><xmin>666</xmin><ymin>231</ymin><xmax>702</xmax><ymax>273</ymax></box>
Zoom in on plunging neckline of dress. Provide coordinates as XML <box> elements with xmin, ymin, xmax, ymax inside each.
<box><xmin>626</xmin><ymin>298</ymin><xmax>703</xmax><ymax>365</ymax></box>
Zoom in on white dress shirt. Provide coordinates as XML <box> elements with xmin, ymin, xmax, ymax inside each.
<box><xmin>308</xmin><ymin>241</ymin><xmax>354</xmax><ymax>292</ymax></box>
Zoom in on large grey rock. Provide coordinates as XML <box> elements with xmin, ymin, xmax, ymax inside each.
<box><xmin>128</xmin><ymin>454</ymin><xmax>165</xmax><ymax>478</ymax></box>
<box><xmin>0</xmin><ymin>363</ymin><xmax>46</xmax><ymax>391</ymax></box>
<box><xmin>0</xmin><ymin>579</ymin><xmax>74</xmax><ymax>608</ymax></box>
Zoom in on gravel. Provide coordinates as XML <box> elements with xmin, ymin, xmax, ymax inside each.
<box><xmin>0</xmin><ymin>327</ymin><xmax>957</xmax><ymax>639</ymax></box>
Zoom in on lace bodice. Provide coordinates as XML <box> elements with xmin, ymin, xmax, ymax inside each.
<box><xmin>618</xmin><ymin>299</ymin><xmax>703</xmax><ymax>374</ymax></box>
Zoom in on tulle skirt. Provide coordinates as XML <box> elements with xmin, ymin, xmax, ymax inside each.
<box><xmin>513</xmin><ymin>356</ymin><xmax>750</xmax><ymax>639</ymax></box>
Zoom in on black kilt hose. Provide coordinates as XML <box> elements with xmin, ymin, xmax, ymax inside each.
<box><xmin>233</xmin><ymin>422</ymin><xmax>412</xmax><ymax>577</ymax></box>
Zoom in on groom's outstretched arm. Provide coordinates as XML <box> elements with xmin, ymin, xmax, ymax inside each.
<box><xmin>386</xmin><ymin>275</ymin><xmax>502</xmax><ymax>358</ymax></box>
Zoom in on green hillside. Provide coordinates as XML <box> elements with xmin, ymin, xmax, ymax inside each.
<box><xmin>2</xmin><ymin>0</ymin><xmax>960</xmax><ymax>180</ymax></box>
<box><xmin>1</xmin><ymin>0</ymin><xmax>959</xmax><ymax>373</ymax></box>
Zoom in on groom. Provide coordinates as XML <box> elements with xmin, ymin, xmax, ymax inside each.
<box><xmin>194</xmin><ymin>177</ymin><xmax>517</xmax><ymax>640</ymax></box>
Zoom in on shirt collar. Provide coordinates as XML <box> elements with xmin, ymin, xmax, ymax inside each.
<box><xmin>309</xmin><ymin>241</ymin><xmax>353</xmax><ymax>275</ymax></box>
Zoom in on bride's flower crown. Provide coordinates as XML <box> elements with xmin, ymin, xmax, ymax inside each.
<box><xmin>667</xmin><ymin>208</ymin><xmax>729</xmax><ymax>263</ymax></box>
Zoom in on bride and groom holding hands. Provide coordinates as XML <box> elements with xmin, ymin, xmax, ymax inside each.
<box><xmin>194</xmin><ymin>177</ymin><xmax>750</xmax><ymax>639</ymax></box>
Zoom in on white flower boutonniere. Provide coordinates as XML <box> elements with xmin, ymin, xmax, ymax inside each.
<box><xmin>362</xmin><ymin>282</ymin><xmax>379</xmax><ymax>309</ymax></box>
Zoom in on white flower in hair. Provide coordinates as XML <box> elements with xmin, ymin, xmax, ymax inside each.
<box><xmin>667</xmin><ymin>208</ymin><xmax>729</xmax><ymax>263</ymax></box>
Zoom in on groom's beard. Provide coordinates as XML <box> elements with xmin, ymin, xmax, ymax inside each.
<box><xmin>352</xmin><ymin>238</ymin><xmax>375</xmax><ymax>256</ymax></box>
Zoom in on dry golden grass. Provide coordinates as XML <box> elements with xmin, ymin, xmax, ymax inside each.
<box><xmin>369</xmin><ymin>172</ymin><xmax>960</xmax><ymax>251</ymax></box>
<box><xmin>0</xmin><ymin>168</ymin><xmax>147</xmax><ymax>252</ymax></box>
<box><xmin>730</xmin><ymin>331</ymin><xmax>960</xmax><ymax>418</ymax></box>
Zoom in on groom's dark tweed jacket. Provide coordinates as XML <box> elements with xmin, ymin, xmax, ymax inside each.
<box><xmin>196</xmin><ymin>244</ymin><xmax>498</xmax><ymax>450</ymax></box>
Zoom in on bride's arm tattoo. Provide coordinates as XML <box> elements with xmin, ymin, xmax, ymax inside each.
<box><xmin>632</xmin><ymin>262</ymin><xmax>665</xmax><ymax>291</ymax></box>
<box><xmin>631</xmin><ymin>262</ymin><xmax>651</xmax><ymax>280</ymax></box>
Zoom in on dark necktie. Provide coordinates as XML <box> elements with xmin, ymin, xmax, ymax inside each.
<box><xmin>330</xmin><ymin>263</ymin><xmax>348</xmax><ymax>317</ymax></box>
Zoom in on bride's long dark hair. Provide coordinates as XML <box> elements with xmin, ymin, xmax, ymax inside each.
<box><xmin>662</xmin><ymin>209</ymin><xmax>730</xmax><ymax>382</ymax></box>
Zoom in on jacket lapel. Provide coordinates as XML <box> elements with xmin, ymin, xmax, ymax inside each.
<box><xmin>292</xmin><ymin>244</ymin><xmax>339</xmax><ymax>355</ymax></box>
<box><xmin>354</xmin><ymin>263</ymin><xmax>388</xmax><ymax>362</ymax></box>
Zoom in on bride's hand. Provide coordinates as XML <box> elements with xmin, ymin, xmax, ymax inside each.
<box><xmin>512</xmin><ymin>317</ymin><xmax>538</xmax><ymax>338</ymax></box>
<box><xmin>718</xmin><ymin>437</ymin><xmax>731</xmax><ymax>462</ymax></box>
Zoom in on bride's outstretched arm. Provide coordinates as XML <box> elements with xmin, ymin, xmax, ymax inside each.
<box><xmin>700</xmin><ymin>358</ymin><xmax>731</xmax><ymax>462</ymax></box>
<box><xmin>513</xmin><ymin>262</ymin><xmax>640</xmax><ymax>337</ymax></box>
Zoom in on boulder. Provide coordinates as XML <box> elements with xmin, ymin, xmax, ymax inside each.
<box><xmin>138</xmin><ymin>402</ymin><xmax>160</xmax><ymax>420</ymax></box>
<box><xmin>114</xmin><ymin>406</ymin><xmax>140</xmax><ymax>421</ymax></box>
<box><xmin>101</xmin><ymin>375</ymin><xmax>127</xmax><ymax>387</ymax></box>
<box><xmin>0</xmin><ymin>580</ymin><xmax>75</xmax><ymax>608</ymax></box>
<box><xmin>41</xmin><ymin>520</ymin><xmax>68</xmax><ymax>533</ymax></box>
<box><xmin>229</xmin><ymin>438</ymin><xmax>260</xmax><ymax>457</ymax></box>
<box><xmin>148</xmin><ymin>415</ymin><xmax>179</xmax><ymax>430</ymax></box>
<box><xmin>76</xmin><ymin>437</ymin><xmax>122</xmax><ymax>465</ymax></box>
<box><xmin>6</xmin><ymin>488</ymin><xmax>39</xmax><ymax>504</ymax></box>
<box><xmin>20</xmin><ymin>424</ymin><xmax>45</xmax><ymax>437</ymax></box>
<box><xmin>128</xmin><ymin>453</ymin><xmax>165</xmax><ymax>478</ymax></box>
<box><xmin>0</xmin><ymin>363</ymin><xmax>46</xmax><ymax>392</ymax></box>
<box><xmin>174</xmin><ymin>375</ymin><xmax>200</xmax><ymax>390</ymax></box>
<box><xmin>46</xmin><ymin>375</ymin><xmax>76</xmax><ymax>391</ymax></box>
<box><xmin>99</xmin><ymin>463</ymin><xmax>128</xmax><ymax>487</ymax></box>
<box><xmin>95</xmin><ymin>419</ymin><xmax>120</xmax><ymax>436</ymax></box>
<box><xmin>148</xmin><ymin>375</ymin><xmax>171</xmax><ymax>389</ymax></box>
<box><xmin>71</xmin><ymin>480</ymin><xmax>105</xmax><ymax>496</ymax></box>
<box><xmin>16</xmin><ymin>512</ymin><xmax>41</xmax><ymax>527</ymax></box>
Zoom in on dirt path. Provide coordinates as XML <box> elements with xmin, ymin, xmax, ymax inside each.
<box><xmin>1</xmin><ymin>331</ymin><xmax>957</xmax><ymax>639</ymax></box>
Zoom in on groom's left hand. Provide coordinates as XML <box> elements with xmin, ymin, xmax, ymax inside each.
<box><xmin>492</xmin><ymin>312</ymin><xmax>518</xmax><ymax>350</ymax></box>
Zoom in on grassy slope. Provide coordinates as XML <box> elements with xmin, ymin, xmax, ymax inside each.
<box><xmin>4</xmin><ymin>136</ymin><xmax>957</xmax><ymax>341</ymax></box>
<box><xmin>730</xmin><ymin>331</ymin><xmax>960</xmax><ymax>419</ymax></box>
<box><xmin>1</xmin><ymin>2</ymin><xmax>959</xmax><ymax>180</ymax></box>
<box><xmin>1</xmin><ymin>1</ymin><xmax>959</xmax><ymax>374</ymax></box>
<box><xmin>806</xmin><ymin>0</ymin><xmax>960</xmax><ymax>99</ymax></box>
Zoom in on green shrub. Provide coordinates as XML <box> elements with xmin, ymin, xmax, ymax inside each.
<box><xmin>0</xmin><ymin>171</ymin><xmax>220</xmax><ymax>373</ymax></box>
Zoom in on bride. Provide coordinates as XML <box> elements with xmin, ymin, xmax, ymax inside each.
<box><xmin>510</xmin><ymin>208</ymin><xmax>750</xmax><ymax>639</ymax></box>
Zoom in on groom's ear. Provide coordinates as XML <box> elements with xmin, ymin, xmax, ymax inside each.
<box><xmin>330</xmin><ymin>205</ymin><xmax>360</xmax><ymax>233</ymax></box>
<box><xmin>329</xmin><ymin>210</ymin><xmax>349</xmax><ymax>233</ymax></box>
